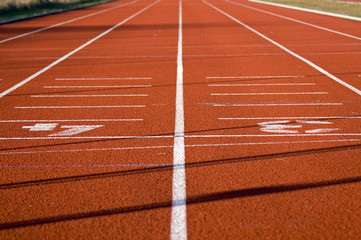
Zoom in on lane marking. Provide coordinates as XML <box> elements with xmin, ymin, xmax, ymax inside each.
<box><xmin>0</xmin><ymin>0</ymin><xmax>141</xmax><ymax>44</ymax></box>
<box><xmin>31</xmin><ymin>94</ymin><xmax>148</xmax><ymax>97</ymax></box>
<box><xmin>0</xmin><ymin>119</ymin><xmax>143</xmax><ymax>122</ymax></box>
<box><xmin>206</xmin><ymin>75</ymin><xmax>304</xmax><ymax>79</ymax></box>
<box><xmin>210</xmin><ymin>102</ymin><xmax>342</xmax><ymax>106</ymax></box>
<box><xmin>0</xmin><ymin>163</ymin><xmax>173</xmax><ymax>168</ymax></box>
<box><xmin>171</xmin><ymin>0</ymin><xmax>187</xmax><ymax>239</ymax></box>
<box><xmin>50</xmin><ymin>125</ymin><xmax>103</xmax><ymax>136</ymax></box>
<box><xmin>219</xmin><ymin>116</ymin><xmax>361</xmax><ymax>120</ymax></box>
<box><xmin>0</xmin><ymin>0</ymin><xmax>161</xmax><ymax>98</ymax></box>
<box><xmin>209</xmin><ymin>83</ymin><xmax>315</xmax><ymax>86</ymax></box>
<box><xmin>15</xmin><ymin>105</ymin><xmax>145</xmax><ymax>109</ymax></box>
<box><xmin>43</xmin><ymin>85</ymin><xmax>152</xmax><ymax>88</ymax></box>
<box><xmin>204</xmin><ymin>0</ymin><xmax>361</xmax><ymax>96</ymax></box>
<box><xmin>2</xmin><ymin>133</ymin><xmax>361</xmax><ymax>140</ymax></box>
<box><xmin>211</xmin><ymin>92</ymin><xmax>327</xmax><ymax>96</ymax></box>
<box><xmin>229</xmin><ymin>0</ymin><xmax>361</xmax><ymax>40</ymax></box>
<box><xmin>55</xmin><ymin>77</ymin><xmax>152</xmax><ymax>80</ymax></box>
<box><xmin>23</xmin><ymin>123</ymin><xmax>58</xmax><ymax>131</ymax></box>
<box><xmin>1</xmin><ymin>139</ymin><xmax>360</xmax><ymax>155</ymax></box>
<box><xmin>248</xmin><ymin>0</ymin><xmax>361</xmax><ymax>22</ymax></box>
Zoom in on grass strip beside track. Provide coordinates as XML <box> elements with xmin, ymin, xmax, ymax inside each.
<box><xmin>0</xmin><ymin>0</ymin><xmax>116</xmax><ymax>23</ymax></box>
<box><xmin>252</xmin><ymin>0</ymin><xmax>361</xmax><ymax>18</ymax></box>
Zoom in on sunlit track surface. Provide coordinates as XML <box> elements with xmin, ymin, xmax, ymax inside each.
<box><xmin>1</xmin><ymin>0</ymin><xmax>361</xmax><ymax>239</ymax></box>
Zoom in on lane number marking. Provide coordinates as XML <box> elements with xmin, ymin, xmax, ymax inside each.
<box><xmin>258</xmin><ymin>120</ymin><xmax>339</xmax><ymax>134</ymax></box>
<box><xmin>22</xmin><ymin>124</ymin><xmax>103</xmax><ymax>136</ymax></box>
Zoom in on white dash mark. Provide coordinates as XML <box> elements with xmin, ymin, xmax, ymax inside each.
<box><xmin>0</xmin><ymin>119</ymin><xmax>143</xmax><ymax>122</ymax></box>
<box><xmin>209</xmin><ymin>83</ymin><xmax>315</xmax><ymax>86</ymax></box>
<box><xmin>15</xmin><ymin>105</ymin><xmax>145</xmax><ymax>109</ymax></box>
<box><xmin>212</xmin><ymin>103</ymin><xmax>342</xmax><ymax>107</ymax></box>
<box><xmin>55</xmin><ymin>77</ymin><xmax>152</xmax><ymax>80</ymax></box>
<box><xmin>206</xmin><ymin>75</ymin><xmax>304</xmax><ymax>79</ymax></box>
<box><xmin>31</xmin><ymin>94</ymin><xmax>148</xmax><ymax>97</ymax></box>
<box><xmin>43</xmin><ymin>85</ymin><xmax>152</xmax><ymax>88</ymax></box>
<box><xmin>210</xmin><ymin>92</ymin><xmax>327</xmax><ymax>96</ymax></box>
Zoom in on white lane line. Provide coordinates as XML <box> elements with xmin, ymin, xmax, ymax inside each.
<box><xmin>1</xmin><ymin>139</ymin><xmax>360</xmax><ymax>155</ymax></box>
<box><xmin>206</xmin><ymin>75</ymin><xmax>304</xmax><ymax>79</ymax></box>
<box><xmin>0</xmin><ymin>119</ymin><xmax>143</xmax><ymax>122</ymax></box>
<box><xmin>0</xmin><ymin>135</ymin><xmax>172</xmax><ymax>140</ymax></box>
<box><xmin>0</xmin><ymin>0</ymin><xmax>141</xmax><ymax>44</ymax></box>
<box><xmin>187</xmin><ymin>134</ymin><xmax>361</xmax><ymax>137</ymax></box>
<box><xmin>0</xmin><ymin>0</ymin><xmax>161</xmax><ymax>99</ymax></box>
<box><xmin>219</xmin><ymin>116</ymin><xmax>361</xmax><ymax>120</ymax></box>
<box><xmin>171</xmin><ymin>0</ymin><xmax>187</xmax><ymax>239</ymax></box>
<box><xmin>211</xmin><ymin>92</ymin><xmax>327</xmax><ymax>96</ymax></box>
<box><xmin>15</xmin><ymin>105</ymin><xmax>145</xmax><ymax>109</ymax></box>
<box><xmin>204</xmin><ymin>0</ymin><xmax>361</xmax><ymax>97</ymax></box>
<box><xmin>43</xmin><ymin>85</ymin><xmax>152</xmax><ymax>88</ymax></box>
<box><xmin>209</xmin><ymin>83</ymin><xmax>315</xmax><ymax>86</ymax></box>
<box><xmin>211</xmin><ymin>103</ymin><xmax>342</xmax><ymax>106</ymax></box>
<box><xmin>31</xmin><ymin>94</ymin><xmax>148</xmax><ymax>97</ymax></box>
<box><xmin>230</xmin><ymin>0</ymin><xmax>361</xmax><ymax>40</ymax></box>
<box><xmin>0</xmin><ymin>163</ymin><xmax>174</xmax><ymax>168</ymax></box>
<box><xmin>248</xmin><ymin>0</ymin><xmax>361</xmax><ymax>22</ymax></box>
<box><xmin>55</xmin><ymin>77</ymin><xmax>152</xmax><ymax>80</ymax></box>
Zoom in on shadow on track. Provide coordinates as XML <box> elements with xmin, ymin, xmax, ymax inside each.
<box><xmin>0</xmin><ymin>174</ymin><xmax>360</xmax><ymax>230</ymax></box>
<box><xmin>1</xmin><ymin>142</ymin><xmax>361</xmax><ymax>190</ymax></box>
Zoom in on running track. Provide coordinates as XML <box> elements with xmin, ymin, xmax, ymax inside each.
<box><xmin>0</xmin><ymin>0</ymin><xmax>360</xmax><ymax>239</ymax></box>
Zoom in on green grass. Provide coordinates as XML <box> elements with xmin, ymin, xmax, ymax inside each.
<box><xmin>257</xmin><ymin>0</ymin><xmax>361</xmax><ymax>18</ymax></box>
<box><xmin>0</xmin><ymin>0</ymin><xmax>116</xmax><ymax>23</ymax></box>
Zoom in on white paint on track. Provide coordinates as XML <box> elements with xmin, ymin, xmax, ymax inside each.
<box><xmin>0</xmin><ymin>0</ymin><xmax>161</xmax><ymax>99</ymax></box>
<box><xmin>15</xmin><ymin>105</ymin><xmax>145</xmax><ymax>109</ymax></box>
<box><xmin>211</xmin><ymin>103</ymin><xmax>342</xmax><ymax>106</ymax></box>
<box><xmin>203</xmin><ymin>0</ymin><xmax>361</xmax><ymax>97</ymax></box>
<box><xmin>219</xmin><ymin>116</ymin><xmax>361</xmax><ymax>120</ymax></box>
<box><xmin>0</xmin><ymin>0</ymin><xmax>141</xmax><ymax>44</ymax></box>
<box><xmin>206</xmin><ymin>75</ymin><xmax>304</xmax><ymax>79</ymax></box>
<box><xmin>209</xmin><ymin>83</ymin><xmax>315</xmax><ymax>86</ymax></box>
<box><xmin>43</xmin><ymin>85</ymin><xmax>152</xmax><ymax>88</ymax></box>
<box><xmin>31</xmin><ymin>94</ymin><xmax>148</xmax><ymax>97</ymax></box>
<box><xmin>171</xmin><ymin>0</ymin><xmax>187</xmax><ymax>239</ymax></box>
<box><xmin>248</xmin><ymin>0</ymin><xmax>361</xmax><ymax>22</ymax></box>
<box><xmin>0</xmin><ymin>119</ymin><xmax>143</xmax><ymax>122</ymax></box>
<box><xmin>211</xmin><ymin>92</ymin><xmax>327</xmax><ymax>96</ymax></box>
<box><xmin>227</xmin><ymin>0</ymin><xmax>361</xmax><ymax>40</ymax></box>
<box><xmin>55</xmin><ymin>77</ymin><xmax>152</xmax><ymax>80</ymax></box>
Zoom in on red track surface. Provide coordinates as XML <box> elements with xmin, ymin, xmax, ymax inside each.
<box><xmin>0</xmin><ymin>0</ymin><xmax>360</xmax><ymax>239</ymax></box>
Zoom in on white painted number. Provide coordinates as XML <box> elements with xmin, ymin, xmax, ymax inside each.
<box><xmin>22</xmin><ymin>124</ymin><xmax>103</xmax><ymax>136</ymax></box>
<box><xmin>258</xmin><ymin>120</ymin><xmax>338</xmax><ymax>134</ymax></box>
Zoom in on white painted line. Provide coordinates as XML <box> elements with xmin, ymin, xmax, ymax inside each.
<box><xmin>0</xmin><ymin>0</ymin><xmax>161</xmax><ymax>98</ymax></box>
<box><xmin>206</xmin><ymin>75</ymin><xmax>304</xmax><ymax>79</ymax></box>
<box><xmin>229</xmin><ymin>0</ymin><xmax>361</xmax><ymax>40</ymax></box>
<box><xmin>211</xmin><ymin>92</ymin><xmax>327</xmax><ymax>96</ymax></box>
<box><xmin>0</xmin><ymin>163</ymin><xmax>174</xmax><ymax>168</ymax></box>
<box><xmin>219</xmin><ymin>116</ymin><xmax>361</xmax><ymax>120</ymax></box>
<box><xmin>171</xmin><ymin>0</ymin><xmax>187</xmax><ymax>239</ymax></box>
<box><xmin>0</xmin><ymin>135</ymin><xmax>172</xmax><ymax>140</ymax></box>
<box><xmin>0</xmin><ymin>119</ymin><xmax>143</xmax><ymax>122</ymax></box>
<box><xmin>1</xmin><ymin>139</ymin><xmax>360</xmax><ymax>155</ymax></box>
<box><xmin>31</xmin><ymin>94</ymin><xmax>148</xmax><ymax>97</ymax></box>
<box><xmin>204</xmin><ymin>0</ymin><xmax>361</xmax><ymax>97</ymax></box>
<box><xmin>43</xmin><ymin>85</ymin><xmax>152</xmax><ymax>88</ymax></box>
<box><xmin>209</xmin><ymin>83</ymin><xmax>315</xmax><ymax>86</ymax></box>
<box><xmin>0</xmin><ymin>145</ymin><xmax>173</xmax><ymax>155</ymax></box>
<box><xmin>55</xmin><ymin>77</ymin><xmax>152</xmax><ymax>80</ymax></box>
<box><xmin>186</xmin><ymin>134</ymin><xmax>361</xmax><ymax>137</ymax></box>
<box><xmin>211</xmin><ymin>103</ymin><xmax>342</xmax><ymax>106</ymax></box>
<box><xmin>15</xmin><ymin>105</ymin><xmax>145</xmax><ymax>109</ymax></box>
<box><xmin>248</xmin><ymin>0</ymin><xmax>361</xmax><ymax>22</ymax></box>
<box><xmin>0</xmin><ymin>0</ymin><xmax>141</xmax><ymax>44</ymax></box>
